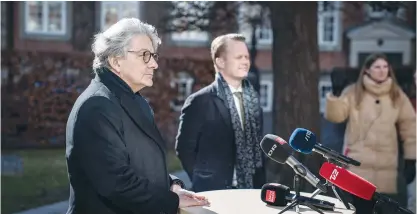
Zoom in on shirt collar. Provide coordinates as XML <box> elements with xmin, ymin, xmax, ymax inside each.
<box><xmin>228</xmin><ymin>84</ymin><xmax>243</xmax><ymax>93</ymax></box>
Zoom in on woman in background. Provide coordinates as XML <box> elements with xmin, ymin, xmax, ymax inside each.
<box><xmin>325</xmin><ymin>53</ymin><xmax>416</xmax><ymax>214</ymax></box>
<box><xmin>406</xmin><ymin>70</ymin><xmax>416</xmax><ymax>213</ymax></box>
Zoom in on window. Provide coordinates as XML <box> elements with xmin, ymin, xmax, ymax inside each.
<box><xmin>254</xmin><ymin>9</ymin><xmax>272</xmax><ymax>45</ymax></box>
<box><xmin>170</xmin><ymin>72</ymin><xmax>194</xmax><ymax>111</ymax></box>
<box><xmin>24</xmin><ymin>2</ymin><xmax>67</xmax><ymax>35</ymax></box>
<box><xmin>318</xmin><ymin>1</ymin><xmax>340</xmax><ymax>47</ymax></box>
<box><xmin>101</xmin><ymin>2</ymin><xmax>140</xmax><ymax>31</ymax></box>
<box><xmin>260</xmin><ymin>80</ymin><xmax>273</xmax><ymax>112</ymax></box>
<box><xmin>319</xmin><ymin>80</ymin><xmax>332</xmax><ymax>114</ymax></box>
<box><xmin>238</xmin><ymin>3</ymin><xmax>272</xmax><ymax>45</ymax></box>
<box><xmin>359</xmin><ymin>53</ymin><xmax>403</xmax><ymax>69</ymax></box>
<box><xmin>170</xmin><ymin>1</ymin><xmax>210</xmax><ymax>42</ymax></box>
<box><xmin>171</xmin><ymin>31</ymin><xmax>209</xmax><ymax>42</ymax></box>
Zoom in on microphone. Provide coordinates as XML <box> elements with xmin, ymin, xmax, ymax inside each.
<box><xmin>260</xmin><ymin>183</ymin><xmax>335</xmax><ymax>211</ymax></box>
<box><xmin>260</xmin><ymin>134</ymin><xmax>327</xmax><ymax>193</ymax></box>
<box><xmin>289</xmin><ymin>128</ymin><xmax>361</xmax><ymax>166</ymax></box>
<box><xmin>319</xmin><ymin>162</ymin><xmax>414</xmax><ymax>214</ymax></box>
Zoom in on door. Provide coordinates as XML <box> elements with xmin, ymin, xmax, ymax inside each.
<box><xmin>358</xmin><ymin>52</ymin><xmax>403</xmax><ymax>68</ymax></box>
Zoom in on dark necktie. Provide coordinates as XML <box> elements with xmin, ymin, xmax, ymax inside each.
<box><xmin>233</xmin><ymin>92</ymin><xmax>245</xmax><ymax>127</ymax></box>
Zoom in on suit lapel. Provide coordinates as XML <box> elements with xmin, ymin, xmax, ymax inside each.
<box><xmin>210</xmin><ymin>83</ymin><xmax>233</xmax><ymax>129</ymax></box>
<box><xmin>119</xmin><ymin>94</ymin><xmax>166</xmax><ymax>155</ymax></box>
<box><xmin>213</xmin><ymin>97</ymin><xmax>233</xmax><ymax>129</ymax></box>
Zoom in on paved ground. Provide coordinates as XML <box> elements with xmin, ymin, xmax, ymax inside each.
<box><xmin>14</xmin><ymin>170</ymin><xmax>191</xmax><ymax>214</ymax></box>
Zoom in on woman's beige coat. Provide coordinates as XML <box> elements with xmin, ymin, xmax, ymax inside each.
<box><xmin>325</xmin><ymin>75</ymin><xmax>416</xmax><ymax>193</ymax></box>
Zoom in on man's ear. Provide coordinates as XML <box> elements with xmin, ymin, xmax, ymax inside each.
<box><xmin>215</xmin><ymin>57</ymin><xmax>225</xmax><ymax>70</ymax></box>
<box><xmin>108</xmin><ymin>56</ymin><xmax>121</xmax><ymax>74</ymax></box>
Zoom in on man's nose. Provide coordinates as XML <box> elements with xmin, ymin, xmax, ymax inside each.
<box><xmin>148</xmin><ymin>57</ymin><xmax>158</xmax><ymax>69</ymax></box>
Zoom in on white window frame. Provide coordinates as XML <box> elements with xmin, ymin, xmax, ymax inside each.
<box><xmin>171</xmin><ymin>31</ymin><xmax>209</xmax><ymax>42</ymax></box>
<box><xmin>318</xmin><ymin>1</ymin><xmax>340</xmax><ymax>47</ymax></box>
<box><xmin>100</xmin><ymin>2</ymin><xmax>140</xmax><ymax>31</ymax></box>
<box><xmin>24</xmin><ymin>2</ymin><xmax>67</xmax><ymax>35</ymax></box>
<box><xmin>238</xmin><ymin>3</ymin><xmax>272</xmax><ymax>45</ymax></box>
<box><xmin>170</xmin><ymin>72</ymin><xmax>194</xmax><ymax>111</ymax></box>
<box><xmin>318</xmin><ymin>80</ymin><xmax>333</xmax><ymax>114</ymax></box>
<box><xmin>254</xmin><ymin>17</ymin><xmax>273</xmax><ymax>45</ymax></box>
<box><xmin>260</xmin><ymin>80</ymin><xmax>273</xmax><ymax>112</ymax></box>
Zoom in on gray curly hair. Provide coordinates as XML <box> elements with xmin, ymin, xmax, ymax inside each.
<box><xmin>91</xmin><ymin>18</ymin><xmax>162</xmax><ymax>72</ymax></box>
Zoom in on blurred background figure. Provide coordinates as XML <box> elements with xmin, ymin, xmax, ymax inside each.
<box><xmin>325</xmin><ymin>53</ymin><xmax>416</xmax><ymax>214</ymax></box>
<box><xmin>407</xmin><ymin>69</ymin><xmax>417</xmax><ymax>213</ymax></box>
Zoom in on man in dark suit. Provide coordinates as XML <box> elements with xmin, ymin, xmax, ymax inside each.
<box><xmin>65</xmin><ymin>18</ymin><xmax>209</xmax><ymax>214</ymax></box>
<box><xmin>175</xmin><ymin>34</ymin><xmax>266</xmax><ymax>192</ymax></box>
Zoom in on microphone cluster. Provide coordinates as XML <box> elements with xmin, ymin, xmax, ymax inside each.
<box><xmin>259</xmin><ymin>128</ymin><xmax>413</xmax><ymax>214</ymax></box>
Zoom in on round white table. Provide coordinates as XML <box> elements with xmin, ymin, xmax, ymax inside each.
<box><xmin>180</xmin><ymin>189</ymin><xmax>355</xmax><ymax>214</ymax></box>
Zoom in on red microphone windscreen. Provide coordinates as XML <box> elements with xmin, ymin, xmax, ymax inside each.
<box><xmin>260</xmin><ymin>183</ymin><xmax>289</xmax><ymax>206</ymax></box>
<box><xmin>319</xmin><ymin>162</ymin><xmax>376</xmax><ymax>200</ymax></box>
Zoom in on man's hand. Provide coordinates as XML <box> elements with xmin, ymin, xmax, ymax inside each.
<box><xmin>170</xmin><ymin>184</ymin><xmax>183</xmax><ymax>192</ymax></box>
<box><xmin>171</xmin><ymin>186</ymin><xmax>210</xmax><ymax>208</ymax></box>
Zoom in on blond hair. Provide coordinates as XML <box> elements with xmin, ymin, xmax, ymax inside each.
<box><xmin>210</xmin><ymin>33</ymin><xmax>246</xmax><ymax>62</ymax></box>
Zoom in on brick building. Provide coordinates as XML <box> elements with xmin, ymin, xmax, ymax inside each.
<box><xmin>1</xmin><ymin>1</ymin><xmax>415</xmax><ymax>149</ymax></box>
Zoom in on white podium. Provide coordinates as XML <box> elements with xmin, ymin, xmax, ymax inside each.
<box><xmin>180</xmin><ymin>189</ymin><xmax>355</xmax><ymax>214</ymax></box>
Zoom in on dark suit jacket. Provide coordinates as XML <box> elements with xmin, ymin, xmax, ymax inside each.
<box><xmin>175</xmin><ymin>80</ymin><xmax>266</xmax><ymax>192</ymax></box>
<box><xmin>66</xmin><ymin>70</ymin><xmax>181</xmax><ymax>214</ymax></box>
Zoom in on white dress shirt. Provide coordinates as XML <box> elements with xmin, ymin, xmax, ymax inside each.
<box><xmin>228</xmin><ymin>85</ymin><xmax>244</xmax><ymax>187</ymax></box>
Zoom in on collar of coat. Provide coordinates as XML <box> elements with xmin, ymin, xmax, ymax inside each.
<box><xmin>363</xmin><ymin>75</ymin><xmax>392</xmax><ymax>96</ymax></box>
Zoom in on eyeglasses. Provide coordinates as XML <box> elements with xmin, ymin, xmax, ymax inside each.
<box><xmin>127</xmin><ymin>50</ymin><xmax>159</xmax><ymax>63</ymax></box>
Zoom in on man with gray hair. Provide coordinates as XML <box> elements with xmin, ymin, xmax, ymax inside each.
<box><xmin>65</xmin><ymin>18</ymin><xmax>209</xmax><ymax>214</ymax></box>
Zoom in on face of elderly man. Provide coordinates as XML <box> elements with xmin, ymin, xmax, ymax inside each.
<box><xmin>109</xmin><ymin>35</ymin><xmax>159</xmax><ymax>92</ymax></box>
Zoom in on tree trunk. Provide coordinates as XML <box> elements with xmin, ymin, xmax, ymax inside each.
<box><xmin>268</xmin><ymin>2</ymin><xmax>323</xmax><ymax>192</ymax></box>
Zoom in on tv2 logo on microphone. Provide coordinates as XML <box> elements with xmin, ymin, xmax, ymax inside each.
<box><xmin>305</xmin><ymin>130</ymin><xmax>312</xmax><ymax>142</ymax></box>
<box><xmin>265</xmin><ymin>190</ymin><xmax>276</xmax><ymax>203</ymax></box>
<box><xmin>268</xmin><ymin>144</ymin><xmax>277</xmax><ymax>156</ymax></box>
<box><xmin>330</xmin><ymin>169</ymin><xmax>339</xmax><ymax>181</ymax></box>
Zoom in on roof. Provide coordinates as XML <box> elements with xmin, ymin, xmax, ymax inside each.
<box><xmin>346</xmin><ymin>18</ymin><xmax>415</xmax><ymax>39</ymax></box>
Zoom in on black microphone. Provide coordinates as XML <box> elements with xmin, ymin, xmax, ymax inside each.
<box><xmin>260</xmin><ymin>134</ymin><xmax>327</xmax><ymax>193</ymax></box>
<box><xmin>289</xmin><ymin>128</ymin><xmax>361</xmax><ymax>166</ymax></box>
<box><xmin>261</xmin><ymin>183</ymin><xmax>335</xmax><ymax>211</ymax></box>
